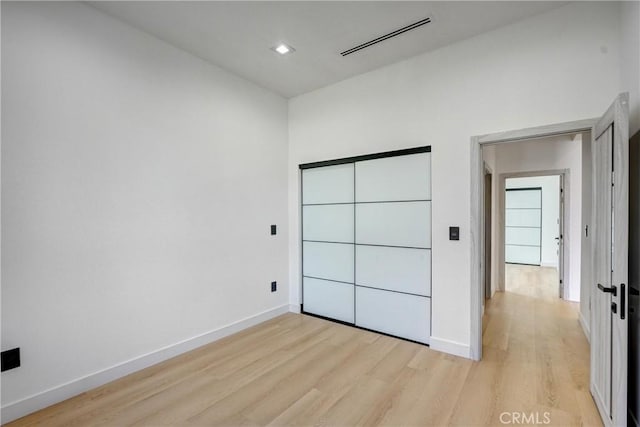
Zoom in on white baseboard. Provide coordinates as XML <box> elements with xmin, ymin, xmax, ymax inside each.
<box><xmin>429</xmin><ymin>336</ymin><xmax>471</xmax><ymax>359</ymax></box>
<box><xmin>1</xmin><ymin>304</ymin><xmax>290</xmax><ymax>424</ymax></box>
<box><xmin>289</xmin><ymin>304</ymin><xmax>301</xmax><ymax>313</ymax></box>
<box><xmin>579</xmin><ymin>311</ymin><xmax>590</xmax><ymax>342</ymax></box>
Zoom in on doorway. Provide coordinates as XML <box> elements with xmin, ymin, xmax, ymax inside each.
<box><xmin>503</xmin><ymin>175</ymin><xmax>564</xmax><ymax>300</ymax></box>
<box><xmin>470</xmin><ymin>118</ymin><xmax>596</xmax><ymax>362</ymax></box>
<box><xmin>470</xmin><ymin>93</ymin><xmax>629</xmax><ymax>427</ymax></box>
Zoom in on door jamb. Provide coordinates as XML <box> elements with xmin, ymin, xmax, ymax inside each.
<box><xmin>470</xmin><ymin>118</ymin><xmax>596</xmax><ymax>361</ymax></box>
<box><xmin>483</xmin><ymin>162</ymin><xmax>493</xmax><ymax>305</ymax></box>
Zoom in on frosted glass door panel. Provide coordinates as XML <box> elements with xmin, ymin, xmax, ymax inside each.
<box><xmin>303</xmin><ymin>278</ymin><xmax>354</xmax><ymax>323</ymax></box>
<box><xmin>505</xmin><ymin>209</ymin><xmax>541</xmax><ymax>227</ymax></box>
<box><xmin>506</xmin><ymin>190</ymin><xmax>542</xmax><ymax>209</ymax></box>
<box><xmin>505</xmin><ymin>245</ymin><xmax>541</xmax><ymax>265</ymax></box>
<box><xmin>356</xmin><ymin>246</ymin><xmax>430</xmax><ymax>296</ymax></box>
<box><xmin>355</xmin><ymin>287</ymin><xmax>430</xmax><ymax>343</ymax></box>
<box><xmin>505</xmin><ymin>227</ymin><xmax>541</xmax><ymax>246</ymax></box>
<box><xmin>355</xmin><ymin>153</ymin><xmax>431</xmax><ymax>202</ymax></box>
<box><xmin>302</xmin><ymin>164</ymin><xmax>354</xmax><ymax>205</ymax></box>
<box><xmin>356</xmin><ymin>201</ymin><xmax>430</xmax><ymax>248</ymax></box>
<box><xmin>303</xmin><ymin>204</ymin><xmax>354</xmax><ymax>243</ymax></box>
<box><xmin>301</xmin><ymin>148</ymin><xmax>432</xmax><ymax>337</ymax></box>
<box><xmin>303</xmin><ymin>241</ymin><xmax>354</xmax><ymax>283</ymax></box>
<box><xmin>505</xmin><ymin>188</ymin><xmax>541</xmax><ymax>265</ymax></box>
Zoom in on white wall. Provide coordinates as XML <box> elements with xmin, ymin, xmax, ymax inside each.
<box><xmin>288</xmin><ymin>2</ymin><xmax>621</xmax><ymax>356</ymax></box>
<box><xmin>505</xmin><ymin>176</ymin><xmax>560</xmax><ymax>268</ymax></box>
<box><xmin>1</xmin><ymin>1</ymin><xmax>288</xmax><ymax>420</ymax></box>
<box><xmin>620</xmin><ymin>0</ymin><xmax>640</xmax><ymax>135</ymax></box>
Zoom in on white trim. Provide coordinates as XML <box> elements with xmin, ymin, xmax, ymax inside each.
<box><xmin>429</xmin><ymin>336</ymin><xmax>471</xmax><ymax>359</ymax></box>
<box><xmin>579</xmin><ymin>311</ymin><xmax>590</xmax><ymax>342</ymax></box>
<box><xmin>289</xmin><ymin>304</ymin><xmax>301</xmax><ymax>313</ymax></box>
<box><xmin>1</xmin><ymin>304</ymin><xmax>290</xmax><ymax>423</ymax></box>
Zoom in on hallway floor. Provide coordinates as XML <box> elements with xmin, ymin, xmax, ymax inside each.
<box><xmin>505</xmin><ymin>263</ymin><xmax>560</xmax><ymax>299</ymax></box>
<box><xmin>478</xmin><ymin>263</ymin><xmax>601</xmax><ymax>425</ymax></box>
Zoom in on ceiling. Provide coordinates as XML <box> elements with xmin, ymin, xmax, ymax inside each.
<box><xmin>90</xmin><ymin>1</ymin><xmax>568</xmax><ymax>98</ymax></box>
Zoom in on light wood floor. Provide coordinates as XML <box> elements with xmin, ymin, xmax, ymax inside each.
<box><xmin>505</xmin><ymin>263</ymin><xmax>560</xmax><ymax>299</ymax></box>
<box><xmin>7</xmin><ymin>267</ymin><xmax>601</xmax><ymax>426</ymax></box>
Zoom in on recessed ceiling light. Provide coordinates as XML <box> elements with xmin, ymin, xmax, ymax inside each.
<box><xmin>272</xmin><ymin>43</ymin><xmax>295</xmax><ymax>55</ymax></box>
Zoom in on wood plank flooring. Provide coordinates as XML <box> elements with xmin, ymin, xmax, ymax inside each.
<box><xmin>7</xmin><ymin>266</ymin><xmax>601</xmax><ymax>426</ymax></box>
<box><xmin>505</xmin><ymin>264</ymin><xmax>560</xmax><ymax>299</ymax></box>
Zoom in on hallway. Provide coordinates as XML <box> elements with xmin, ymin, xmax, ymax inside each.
<box><xmin>471</xmin><ymin>264</ymin><xmax>601</xmax><ymax>425</ymax></box>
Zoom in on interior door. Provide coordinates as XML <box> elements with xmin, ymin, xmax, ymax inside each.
<box><xmin>590</xmin><ymin>93</ymin><xmax>629</xmax><ymax>427</ymax></box>
<box><xmin>301</xmin><ymin>164</ymin><xmax>355</xmax><ymax>323</ymax></box>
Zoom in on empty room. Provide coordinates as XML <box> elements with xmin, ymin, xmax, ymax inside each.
<box><xmin>1</xmin><ymin>1</ymin><xmax>639</xmax><ymax>426</ymax></box>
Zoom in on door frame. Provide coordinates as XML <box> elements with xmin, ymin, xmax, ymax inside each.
<box><xmin>469</xmin><ymin>118</ymin><xmax>596</xmax><ymax>361</ymax></box>
<box><xmin>498</xmin><ymin>170</ymin><xmax>568</xmax><ymax>298</ymax></box>
<box><xmin>483</xmin><ymin>163</ymin><xmax>493</xmax><ymax>303</ymax></box>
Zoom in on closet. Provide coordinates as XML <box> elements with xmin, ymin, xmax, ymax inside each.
<box><xmin>300</xmin><ymin>147</ymin><xmax>431</xmax><ymax>344</ymax></box>
<box><xmin>504</xmin><ymin>188</ymin><xmax>542</xmax><ymax>266</ymax></box>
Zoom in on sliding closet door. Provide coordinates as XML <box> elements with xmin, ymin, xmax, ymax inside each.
<box><xmin>301</xmin><ymin>164</ymin><xmax>354</xmax><ymax>323</ymax></box>
<box><xmin>505</xmin><ymin>188</ymin><xmax>542</xmax><ymax>265</ymax></box>
<box><xmin>355</xmin><ymin>153</ymin><xmax>431</xmax><ymax>344</ymax></box>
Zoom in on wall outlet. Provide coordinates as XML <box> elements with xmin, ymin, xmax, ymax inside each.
<box><xmin>271</xmin><ymin>281</ymin><xmax>277</xmax><ymax>292</ymax></box>
<box><xmin>1</xmin><ymin>348</ymin><xmax>21</xmax><ymax>372</ymax></box>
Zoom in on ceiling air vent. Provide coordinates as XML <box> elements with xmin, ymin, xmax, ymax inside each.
<box><xmin>340</xmin><ymin>17</ymin><xmax>432</xmax><ymax>57</ymax></box>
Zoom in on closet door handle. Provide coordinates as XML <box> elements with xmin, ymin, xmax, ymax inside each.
<box><xmin>597</xmin><ymin>283</ymin><xmax>617</xmax><ymax>296</ymax></box>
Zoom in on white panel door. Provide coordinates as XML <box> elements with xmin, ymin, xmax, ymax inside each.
<box><xmin>355</xmin><ymin>286</ymin><xmax>430</xmax><ymax>343</ymax></box>
<box><xmin>356</xmin><ymin>201</ymin><xmax>431</xmax><ymax>248</ymax></box>
<box><xmin>505</xmin><ymin>209</ymin><xmax>541</xmax><ymax>227</ymax></box>
<box><xmin>301</xmin><ymin>149</ymin><xmax>431</xmax><ymax>344</ymax></box>
<box><xmin>302</xmin><ymin>163</ymin><xmax>354</xmax><ymax>205</ymax></box>
<box><xmin>303</xmin><ymin>241</ymin><xmax>354</xmax><ymax>284</ymax></box>
<box><xmin>356</xmin><ymin>246</ymin><xmax>430</xmax><ymax>296</ymax></box>
<box><xmin>505</xmin><ymin>227</ymin><xmax>541</xmax><ymax>246</ymax></box>
<box><xmin>590</xmin><ymin>93</ymin><xmax>629</xmax><ymax>427</ymax></box>
<box><xmin>505</xmin><ymin>189</ymin><xmax>542</xmax><ymax>208</ymax></box>
<box><xmin>505</xmin><ymin>189</ymin><xmax>541</xmax><ymax>265</ymax></box>
<box><xmin>301</xmin><ymin>162</ymin><xmax>355</xmax><ymax>325</ymax></box>
<box><xmin>303</xmin><ymin>277</ymin><xmax>354</xmax><ymax>323</ymax></box>
<box><xmin>302</xmin><ymin>204</ymin><xmax>354</xmax><ymax>243</ymax></box>
<box><xmin>355</xmin><ymin>153</ymin><xmax>431</xmax><ymax>202</ymax></box>
<box><xmin>505</xmin><ymin>245</ymin><xmax>541</xmax><ymax>265</ymax></box>
<box><xmin>592</xmin><ymin>124</ymin><xmax>613</xmax><ymax>419</ymax></box>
